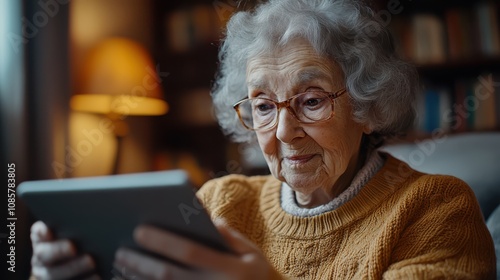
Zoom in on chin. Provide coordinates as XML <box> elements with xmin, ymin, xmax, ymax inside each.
<box><xmin>282</xmin><ymin>169</ymin><xmax>331</xmax><ymax>194</ymax></box>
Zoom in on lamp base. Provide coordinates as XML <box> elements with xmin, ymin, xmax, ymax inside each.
<box><xmin>112</xmin><ymin>134</ymin><xmax>124</xmax><ymax>174</ymax></box>
<box><xmin>108</xmin><ymin>115</ymin><xmax>128</xmax><ymax>174</ymax></box>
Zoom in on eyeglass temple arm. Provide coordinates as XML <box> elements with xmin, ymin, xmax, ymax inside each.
<box><xmin>328</xmin><ymin>88</ymin><xmax>347</xmax><ymax>99</ymax></box>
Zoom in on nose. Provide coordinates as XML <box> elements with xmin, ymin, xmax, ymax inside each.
<box><xmin>275</xmin><ymin>107</ymin><xmax>305</xmax><ymax>143</ymax></box>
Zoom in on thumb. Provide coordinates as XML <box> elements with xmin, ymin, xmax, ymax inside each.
<box><xmin>214</xmin><ymin>219</ymin><xmax>260</xmax><ymax>255</ymax></box>
<box><xmin>31</xmin><ymin>221</ymin><xmax>53</xmax><ymax>244</ymax></box>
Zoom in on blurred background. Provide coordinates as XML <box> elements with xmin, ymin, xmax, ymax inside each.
<box><xmin>1</xmin><ymin>0</ymin><xmax>499</xmax><ymax>278</ymax></box>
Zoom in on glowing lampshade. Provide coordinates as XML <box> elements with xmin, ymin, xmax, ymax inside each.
<box><xmin>71</xmin><ymin>37</ymin><xmax>168</xmax><ymax>116</ymax></box>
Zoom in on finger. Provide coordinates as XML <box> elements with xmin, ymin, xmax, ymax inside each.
<box><xmin>214</xmin><ymin>220</ymin><xmax>260</xmax><ymax>255</ymax></box>
<box><xmin>83</xmin><ymin>274</ymin><xmax>101</xmax><ymax>280</ymax></box>
<box><xmin>213</xmin><ymin>221</ymin><xmax>273</xmax><ymax>279</ymax></box>
<box><xmin>31</xmin><ymin>221</ymin><xmax>53</xmax><ymax>244</ymax></box>
<box><xmin>32</xmin><ymin>239</ymin><xmax>76</xmax><ymax>265</ymax></box>
<box><xmin>115</xmin><ymin>248</ymin><xmax>206</xmax><ymax>280</ymax></box>
<box><xmin>133</xmin><ymin>225</ymin><xmax>234</xmax><ymax>271</ymax></box>
<box><xmin>32</xmin><ymin>254</ymin><xmax>95</xmax><ymax>280</ymax></box>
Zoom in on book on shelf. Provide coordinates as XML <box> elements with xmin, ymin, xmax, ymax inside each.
<box><xmin>412</xmin><ymin>14</ymin><xmax>446</xmax><ymax>64</ymax></box>
<box><xmin>390</xmin><ymin>2</ymin><xmax>500</xmax><ymax>64</ymax></box>
<box><xmin>459</xmin><ymin>9</ymin><xmax>480</xmax><ymax>59</ymax></box>
<box><xmin>416</xmin><ymin>87</ymin><xmax>451</xmax><ymax>133</ymax></box>
<box><xmin>477</xmin><ymin>2</ymin><xmax>500</xmax><ymax>57</ymax></box>
<box><xmin>166</xmin><ymin>9</ymin><xmax>191</xmax><ymax>53</ymax></box>
<box><xmin>165</xmin><ymin>4</ymin><xmax>224</xmax><ymax>53</ymax></box>
<box><xmin>444</xmin><ymin>9</ymin><xmax>462</xmax><ymax>60</ymax></box>
<box><xmin>455</xmin><ymin>76</ymin><xmax>498</xmax><ymax>132</ymax></box>
<box><xmin>453</xmin><ymin>80</ymin><xmax>468</xmax><ymax>133</ymax></box>
<box><xmin>474</xmin><ymin>74</ymin><xmax>498</xmax><ymax>130</ymax></box>
<box><xmin>388</xmin><ymin>17</ymin><xmax>413</xmax><ymax>61</ymax></box>
<box><xmin>415</xmin><ymin>75</ymin><xmax>499</xmax><ymax>134</ymax></box>
<box><xmin>496</xmin><ymin>74</ymin><xmax>500</xmax><ymax>128</ymax></box>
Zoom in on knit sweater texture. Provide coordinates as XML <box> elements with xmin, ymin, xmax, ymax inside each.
<box><xmin>197</xmin><ymin>155</ymin><xmax>496</xmax><ymax>279</ymax></box>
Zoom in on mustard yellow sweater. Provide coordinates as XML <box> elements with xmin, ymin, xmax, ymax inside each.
<box><xmin>197</xmin><ymin>156</ymin><xmax>496</xmax><ymax>279</ymax></box>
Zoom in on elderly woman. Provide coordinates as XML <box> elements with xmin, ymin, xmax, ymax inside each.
<box><xmin>30</xmin><ymin>0</ymin><xmax>495</xmax><ymax>279</ymax></box>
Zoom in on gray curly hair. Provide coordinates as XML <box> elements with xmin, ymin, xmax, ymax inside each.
<box><xmin>211</xmin><ymin>0</ymin><xmax>419</xmax><ymax>143</ymax></box>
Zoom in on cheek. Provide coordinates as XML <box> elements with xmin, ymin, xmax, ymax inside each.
<box><xmin>322</xmin><ymin>139</ymin><xmax>354</xmax><ymax>167</ymax></box>
<box><xmin>256</xmin><ymin>131</ymin><xmax>281</xmax><ymax>173</ymax></box>
<box><xmin>256</xmin><ymin>131</ymin><xmax>274</xmax><ymax>155</ymax></box>
<box><xmin>308</xmin><ymin>121</ymin><xmax>363</xmax><ymax>166</ymax></box>
<box><xmin>312</xmin><ymin>130</ymin><xmax>345</xmax><ymax>163</ymax></box>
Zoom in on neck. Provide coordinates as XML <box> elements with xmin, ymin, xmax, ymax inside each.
<box><xmin>295</xmin><ymin>137</ymin><xmax>368</xmax><ymax>208</ymax></box>
<box><xmin>295</xmin><ymin>188</ymin><xmax>334</xmax><ymax>208</ymax></box>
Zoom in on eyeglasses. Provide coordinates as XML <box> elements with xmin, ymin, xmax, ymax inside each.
<box><xmin>233</xmin><ymin>88</ymin><xmax>346</xmax><ymax>131</ymax></box>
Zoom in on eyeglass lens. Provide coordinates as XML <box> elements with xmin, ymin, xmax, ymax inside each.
<box><xmin>237</xmin><ymin>91</ymin><xmax>334</xmax><ymax>130</ymax></box>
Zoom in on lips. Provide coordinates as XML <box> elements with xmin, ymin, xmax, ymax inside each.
<box><xmin>284</xmin><ymin>154</ymin><xmax>315</xmax><ymax>164</ymax></box>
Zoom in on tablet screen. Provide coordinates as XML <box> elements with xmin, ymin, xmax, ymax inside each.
<box><xmin>18</xmin><ymin>170</ymin><xmax>230</xmax><ymax>279</ymax></box>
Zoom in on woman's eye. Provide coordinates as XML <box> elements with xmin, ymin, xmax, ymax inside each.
<box><xmin>304</xmin><ymin>98</ymin><xmax>322</xmax><ymax>107</ymax></box>
<box><xmin>257</xmin><ymin>104</ymin><xmax>273</xmax><ymax>112</ymax></box>
<box><xmin>253</xmin><ymin>100</ymin><xmax>275</xmax><ymax>113</ymax></box>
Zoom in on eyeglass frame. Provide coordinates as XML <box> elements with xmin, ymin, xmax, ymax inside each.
<box><xmin>233</xmin><ymin>88</ymin><xmax>347</xmax><ymax>131</ymax></box>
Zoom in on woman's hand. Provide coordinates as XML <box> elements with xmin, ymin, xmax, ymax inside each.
<box><xmin>113</xmin><ymin>220</ymin><xmax>275</xmax><ymax>280</ymax></box>
<box><xmin>30</xmin><ymin>221</ymin><xmax>99</xmax><ymax>280</ymax></box>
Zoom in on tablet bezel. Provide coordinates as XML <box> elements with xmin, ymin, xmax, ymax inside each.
<box><xmin>18</xmin><ymin>170</ymin><xmax>230</xmax><ymax>279</ymax></box>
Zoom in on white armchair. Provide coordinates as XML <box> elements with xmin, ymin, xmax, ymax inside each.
<box><xmin>382</xmin><ymin>132</ymin><xmax>500</xmax><ymax>278</ymax></box>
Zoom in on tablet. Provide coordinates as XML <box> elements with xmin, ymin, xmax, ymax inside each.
<box><xmin>18</xmin><ymin>170</ymin><xmax>231</xmax><ymax>279</ymax></box>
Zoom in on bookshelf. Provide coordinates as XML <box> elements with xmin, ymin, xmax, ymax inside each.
<box><xmin>375</xmin><ymin>0</ymin><xmax>500</xmax><ymax>137</ymax></box>
<box><xmin>151</xmin><ymin>0</ymin><xmax>254</xmax><ymax>181</ymax></box>
<box><xmin>151</xmin><ymin>0</ymin><xmax>500</xmax><ymax>178</ymax></box>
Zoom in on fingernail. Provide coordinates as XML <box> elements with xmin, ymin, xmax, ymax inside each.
<box><xmin>133</xmin><ymin>225</ymin><xmax>146</xmax><ymax>241</ymax></box>
<box><xmin>214</xmin><ymin>218</ymin><xmax>227</xmax><ymax>226</ymax></box>
<box><xmin>83</xmin><ymin>255</ymin><xmax>96</xmax><ymax>268</ymax></box>
<box><xmin>115</xmin><ymin>248</ymin><xmax>128</xmax><ymax>262</ymax></box>
<box><xmin>115</xmin><ymin>250</ymin><xmax>123</xmax><ymax>262</ymax></box>
<box><xmin>63</xmin><ymin>242</ymin><xmax>76</xmax><ymax>256</ymax></box>
<box><xmin>85</xmin><ymin>274</ymin><xmax>101</xmax><ymax>280</ymax></box>
<box><xmin>39</xmin><ymin>225</ymin><xmax>47</xmax><ymax>236</ymax></box>
<box><xmin>62</xmin><ymin>241</ymin><xmax>71</xmax><ymax>252</ymax></box>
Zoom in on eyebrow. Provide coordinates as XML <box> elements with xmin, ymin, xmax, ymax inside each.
<box><xmin>247</xmin><ymin>77</ymin><xmax>269</xmax><ymax>91</ymax></box>
<box><xmin>295</xmin><ymin>68</ymin><xmax>332</xmax><ymax>85</ymax></box>
<box><xmin>247</xmin><ymin>68</ymin><xmax>332</xmax><ymax>90</ymax></box>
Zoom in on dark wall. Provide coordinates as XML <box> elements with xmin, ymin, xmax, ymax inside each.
<box><xmin>1</xmin><ymin>0</ymin><xmax>71</xmax><ymax>278</ymax></box>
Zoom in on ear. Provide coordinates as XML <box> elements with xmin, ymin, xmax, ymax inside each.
<box><xmin>362</xmin><ymin>124</ymin><xmax>372</xmax><ymax>135</ymax></box>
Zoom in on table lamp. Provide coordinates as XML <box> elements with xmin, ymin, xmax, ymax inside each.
<box><xmin>71</xmin><ymin>37</ymin><xmax>168</xmax><ymax>174</ymax></box>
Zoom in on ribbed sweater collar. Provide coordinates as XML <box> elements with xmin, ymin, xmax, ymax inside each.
<box><xmin>280</xmin><ymin>150</ymin><xmax>385</xmax><ymax>217</ymax></box>
<box><xmin>259</xmin><ymin>154</ymin><xmax>411</xmax><ymax>238</ymax></box>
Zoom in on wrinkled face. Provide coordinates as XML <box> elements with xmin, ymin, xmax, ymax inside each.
<box><xmin>246</xmin><ymin>39</ymin><xmax>367</xmax><ymax>197</ymax></box>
